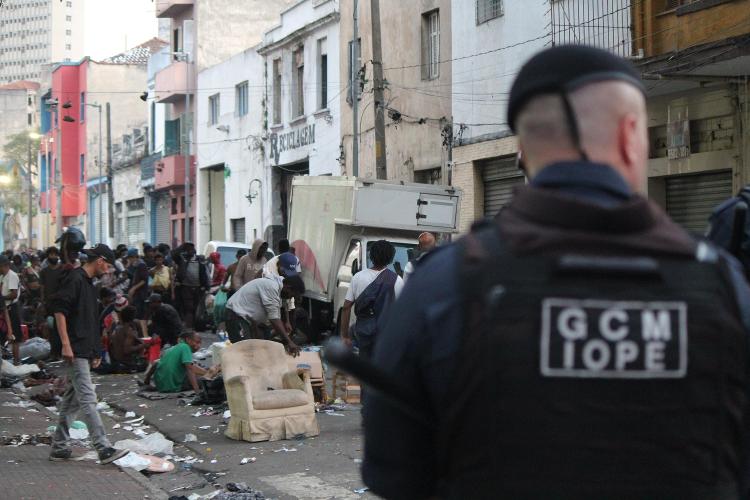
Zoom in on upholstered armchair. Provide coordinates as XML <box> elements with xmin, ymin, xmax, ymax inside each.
<box><xmin>223</xmin><ymin>339</ymin><xmax>320</xmax><ymax>442</ymax></box>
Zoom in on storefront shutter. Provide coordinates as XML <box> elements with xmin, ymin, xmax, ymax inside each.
<box><xmin>666</xmin><ymin>170</ymin><xmax>732</xmax><ymax>235</ymax></box>
<box><xmin>482</xmin><ymin>156</ymin><xmax>525</xmax><ymax>217</ymax></box>
<box><xmin>155</xmin><ymin>193</ymin><xmax>171</xmax><ymax>245</ymax></box>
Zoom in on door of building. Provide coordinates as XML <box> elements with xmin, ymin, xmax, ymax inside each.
<box><xmin>482</xmin><ymin>156</ymin><xmax>525</xmax><ymax>217</ymax></box>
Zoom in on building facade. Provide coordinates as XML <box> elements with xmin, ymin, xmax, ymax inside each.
<box><xmin>338</xmin><ymin>0</ymin><xmax>452</xmax><ymax>183</ymax></box>
<box><xmin>0</xmin><ymin>0</ymin><xmax>84</xmax><ymax>84</ymax></box>
<box><xmin>451</xmin><ymin>0</ymin><xmax>634</xmax><ymax>231</ymax></box>
<box><xmin>154</xmin><ymin>0</ymin><xmax>297</xmax><ymax>246</ymax></box>
<box><xmin>194</xmin><ymin>46</ymin><xmax>265</xmax><ymax>252</ymax></box>
<box><xmin>40</xmin><ymin>42</ymin><xmax>160</xmax><ymax>245</ymax></box>
<box><xmin>633</xmin><ymin>0</ymin><xmax>750</xmax><ymax>234</ymax></box>
<box><xmin>258</xmin><ymin>0</ymin><xmax>341</xmax><ymax>246</ymax></box>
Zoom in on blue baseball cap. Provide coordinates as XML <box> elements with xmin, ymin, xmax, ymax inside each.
<box><xmin>278</xmin><ymin>253</ymin><xmax>299</xmax><ymax>277</ymax></box>
<box><xmin>127</xmin><ymin>247</ymin><xmax>139</xmax><ymax>257</ymax></box>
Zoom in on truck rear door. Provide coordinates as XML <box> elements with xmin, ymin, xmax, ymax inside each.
<box><xmin>417</xmin><ymin>193</ymin><xmax>459</xmax><ymax>229</ymax></box>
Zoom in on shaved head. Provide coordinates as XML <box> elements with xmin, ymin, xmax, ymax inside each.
<box><xmin>417</xmin><ymin>232</ymin><xmax>436</xmax><ymax>252</ymax></box>
<box><xmin>516</xmin><ymin>81</ymin><xmax>648</xmax><ymax>192</ymax></box>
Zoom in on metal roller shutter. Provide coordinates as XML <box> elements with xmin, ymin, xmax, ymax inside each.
<box><xmin>666</xmin><ymin>170</ymin><xmax>732</xmax><ymax>235</ymax></box>
<box><xmin>482</xmin><ymin>156</ymin><xmax>525</xmax><ymax>217</ymax></box>
<box><xmin>126</xmin><ymin>214</ymin><xmax>145</xmax><ymax>246</ymax></box>
<box><xmin>155</xmin><ymin>194</ymin><xmax>171</xmax><ymax>245</ymax></box>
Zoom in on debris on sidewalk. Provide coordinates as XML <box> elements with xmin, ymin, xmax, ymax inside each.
<box><xmin>125</xmin><ymin>411</ymin><xmax>136</xmax><ymax>418</ymax></box>
<box><xmin>1</xmin><ymin>433</ymin><xmax>52</xmax><ymax>446</ymax></box>
<box><xmin>114</xmin><ymin>432</ymin><xmax>174</xmax><ymax>455</ymax></box>
<box><xmin>2</xmin><ymin>400</ymin><xmax>35</xmax><ymax>408</ymax></box>
<box><xmin>183</xmin><ymin>433</ymin><xmax>197</xmax><ymax>442</ymax></box>
<box><xmin>272</xmin><ymin>446</ymin><xmax>297</xmax><ymax>453</ymax></box>
<box><xmin>354</xmin><ymin>487</ymin><xmax>369</xmax><ymax>494</ymax></box>
<box><xmin>114</xmin><ymin>452</ymin><xmax>152</xmax><ymax>471</ymax></box>
<box><xmin>239</xmin><ymin>457</ymin><xmax>256</xmax><ymax>464</ymax></box>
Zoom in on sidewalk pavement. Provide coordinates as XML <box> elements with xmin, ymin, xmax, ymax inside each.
<box><xmin>0</xmin><ymin>389</ymin><xmax>164</xmax><ymax>500</ymax></box>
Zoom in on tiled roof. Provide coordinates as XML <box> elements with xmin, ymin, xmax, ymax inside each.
<box><xmin>101</xmin><ymin>38</ymin><xmax>169</xmax><ymax>65</ymax></box>
<box><xmin>0</xmin><ymin>80</ymin><xmax>40</xmax><ymax>91</ymax></box>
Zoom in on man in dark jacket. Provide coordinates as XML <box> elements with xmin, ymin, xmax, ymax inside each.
<box><xmin>361</xmin><ymin>46</ymin><xmax>750</xmax><ymax>499</ymax></box>
<box><xmin>172</xmin><ymin>242</ymin><xmax>208</xmax><ymax>329</ymax></box>
<box><xmin>49</xmin><ymin>244</ymin><xmax>128</xmax><ymax>465</ymax></box>
<box><xmin>146</xmin><ymin>293</ymin><xmax>183</xmax><ymax>347</ymax></box>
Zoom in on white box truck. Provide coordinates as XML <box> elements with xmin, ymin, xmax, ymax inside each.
<box><xmin>288</xmin><ymin>176</ymin><xmax>462</xmax><ymax>338</ymax></box>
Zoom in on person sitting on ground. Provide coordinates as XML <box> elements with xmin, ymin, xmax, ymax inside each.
<box><xmin>142</xmin><ymin>331</ymin><xmax>209</xmax><ymax>393</ymax></box>
<box><xmin>225</xmin><ymin>275</ymin><xmax>305</xmax><ymax>356</ymax></box>
<box><xmin>146</xmin><ymin>292</ymin><xmax>182</xmax><ymax>348</ymax></box>
<box><xmin>108</xmin><ymin>305</ymin><xmax>147</xmax><ymax>373</ymax></box>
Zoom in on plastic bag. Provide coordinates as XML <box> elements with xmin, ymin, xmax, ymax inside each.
<box><xmin>213</xmin><ymin>290</ymin><xmax>227</xmax><ymax>324</ymax></box>
<box><xmin>18</xmin><ymin>338</ymin><xmax>51</xmax><ymax>361</ymax></box>
<box><xmin>114</xmin><ymin>432</ymin><xmax>174</xmax><ymax>455</ymax></box>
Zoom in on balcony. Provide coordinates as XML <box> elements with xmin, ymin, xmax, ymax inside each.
<box><xmin>156</xmin><ymin>0</ymin><xmax>193</xmax><ymax>18</ymax></box>
<box><xmin>550</xmin><ymin>0</ymin><xmax>633</xmax><ymax>58</ymax></box>
<box><xmin>155</xmin><ymin>61</ymin><xmax>191</xmax><ymax>104</ymax></box>
<box><xmin>154</xmin><ymin>154</ymin><xmax>195</xmax><ymax>191</ymax></box>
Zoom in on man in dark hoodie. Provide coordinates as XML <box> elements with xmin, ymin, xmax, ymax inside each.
<box><xmin>49</xmin><ymin>244</ymin><xmax>128</xmax><ymax>465</ymax></box>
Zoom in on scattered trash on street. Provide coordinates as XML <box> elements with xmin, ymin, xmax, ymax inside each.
<box><xmin>273</xmin><ymin>446</ymin><xmax>297</xmax><ymax>453</ymax></box>
<box><xmin>239</xmin><ymin>457</ymin><xmax>256</xmax><ymax>464</ymax></box>
<box><xmin>183</xmin><ymin>433</ymin><xmax>198</xmax><ymax>442</ymax></box>
<box><xmin>124</xmin><ymin>411</ymin><xmax>136</xmax><ymax>418</ymax></box>
<box><xmin>114</xmin><ymin>432</ymin><xmax>174</xmax><ymax>455</ymax></box>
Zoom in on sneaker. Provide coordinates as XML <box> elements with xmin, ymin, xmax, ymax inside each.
<box><xmin>98</xmin><ymin>447</ymin><xmax>128</xmax><ymax>465</ymax></box>
<box><xmin>49</xmin><ymin>449</ymin><xmax>72</xmax><ymax>461</ymax></box>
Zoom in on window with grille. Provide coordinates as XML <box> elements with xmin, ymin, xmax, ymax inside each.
<box><xmin>273</xmin><ymin>59</ymin><xmax>282</xmax><ymax>124</ymax></box>
<box><xmin>230</xmin><ymin>218</ymin><xmax>246</xmax><ymax>243</ymax></box>
<box><xmin>421</xmin><ymin>10</ymin><xmax>440</xmax><ymax>80</ymax></box>
<box><xmin>292</xmin><ymin>46</ymin><xmax>305</xmax><ymax>118</ymax></box>
<box><xmin>235</xmin><ymin>81</ymin><xmax>248</xmax><ymax>117</ymax></box>
<box><xmin>476</xmin><ymin>0</ymin><xmax>503</xmax><ymax>24</ymax></box>
<box><xmin>209</xmin><ymin>93</ymin><xmax>220</xmax><ymax>125</ymax></box>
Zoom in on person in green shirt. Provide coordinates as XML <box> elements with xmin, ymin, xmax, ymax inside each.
<box><xmin>143</xmin><ymin>331</ymin><xmax>207</xmax><ymax>392</ymax></box>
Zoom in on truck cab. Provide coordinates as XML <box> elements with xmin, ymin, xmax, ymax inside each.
<box><xmin>287</xmin><ymin>176</ymin><xmax>461</xmax><ymax>339</ymax></box>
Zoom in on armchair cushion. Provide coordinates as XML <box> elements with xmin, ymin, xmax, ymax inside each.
<box><xmin>252</xmin><ymin>389</ymin><xmax>309</xmax><ymax>410</ymax></box>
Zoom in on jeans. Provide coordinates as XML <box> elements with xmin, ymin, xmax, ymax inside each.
<box><xmin>52</xmin><ymin>358</ymin><xmax>111</xmax><ymax>452</ymax></box>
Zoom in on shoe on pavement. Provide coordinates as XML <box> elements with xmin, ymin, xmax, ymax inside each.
<box><xmin>98</xmin><ymin>447</ymin><xmax>128</xmax><ymax>464</ymax></box>
<box><xmin>49</xmin><ymin>449</ymin><xmax>72</xmax><ymax>461</ymax></box>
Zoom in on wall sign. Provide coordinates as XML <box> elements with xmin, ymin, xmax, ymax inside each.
<box><xmin>269</xmin><ymin>124</ymin><xmax>315</xmax><ymax>166</ymax></box>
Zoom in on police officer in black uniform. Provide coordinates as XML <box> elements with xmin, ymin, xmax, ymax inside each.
<box><xmin>361</xmin><ymin>45</ymin><xmax>750</xmax><ymax>499</ymax></box>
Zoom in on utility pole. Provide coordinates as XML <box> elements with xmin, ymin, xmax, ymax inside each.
<box><xmin>55</xmin><ymin>106</ymin><xmax>63</xmax><ymax>239</ymax></box>
<box><xmin>184</xmin><ymin>51</ymin><xmax>192</xmax><ymax>242</ymax></box>
<box><xmin>26</xmin><ymin>137</ymin><xmax>32</xmax><ymax>249</ymax></box>
<box><xmin>86</xmin><ymin>103</ymin><xmax>103</xmax><ymax>243</ymax></box>
<box><xmin>371</xmin><ymin>0</ymin><xmax>387</xmax><ymax>180</ymax></box>
<box><xmin>352</xmin><ymin>0</ymin><xmax>359</xmax><ymax>178</ymax></box>
<box><xmin>106</xmin><ymin>103</ymin><xmax>114</xmax><ymax>240</ymax></box>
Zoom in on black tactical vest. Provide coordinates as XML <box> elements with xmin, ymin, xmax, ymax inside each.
<box><xmin>439</xmin><ymin>224</ymin><xmax>749</xmax><ymax>500</ymax></box>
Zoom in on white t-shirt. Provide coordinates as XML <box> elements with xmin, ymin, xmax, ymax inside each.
<box><xmin>346</xmin><ymin>268</ymin><xmax>404</xmax><ymax>303</ymax></box>
<box><xmin>0</xmin><ymin>269</ymin><xmax>20</xmax><ymax>305</ymax></box>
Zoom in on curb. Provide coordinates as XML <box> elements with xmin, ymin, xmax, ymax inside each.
<box><xmin>27</xmin><ymin>389</ymin><xmax>171</xmax><ymax>500</ymax></box>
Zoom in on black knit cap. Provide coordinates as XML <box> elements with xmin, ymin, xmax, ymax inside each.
<box><xmin>507</xmin><ymin>45</ymin><xmax>645</xmax><ymax>132</ymax></box>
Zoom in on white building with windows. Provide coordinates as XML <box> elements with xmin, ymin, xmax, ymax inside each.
<box><xmin>195</xmin><ymin>46</ymin><xmax>267</xmax><ymax>251</ymax></box>
<box><xmin>451</xmin><ymin>0</ymin><xmax>631</xmax><ymax>231</ymax></box>
<box><xmin>0</xmin><ymin>0</ymin><xmax>84</xmax><ymax>84</ymax></box>
<box><xmin>258</xmin><ymin>0</ymin><xmax>341</xmax><ymax>246</ymax></box>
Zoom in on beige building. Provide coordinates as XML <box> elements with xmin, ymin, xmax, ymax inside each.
<box><xmin>338</xmin><ymin>0</ymin><xmax>451</xmax><ymax>182</ymax></box>
<box><xmin>0</xmin><ymin>0</ymin><xmax>84</xmax><ymax>84</ymax></box>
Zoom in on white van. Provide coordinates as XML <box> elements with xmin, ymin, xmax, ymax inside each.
<box><xmin>203</xmin><ymin>241</ymin><xmax>253</xmax><ymax>267</ymax></box>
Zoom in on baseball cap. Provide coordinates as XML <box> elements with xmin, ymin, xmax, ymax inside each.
<box><xmin>114</xmin><ymin>295</ymin><xmax>129</xmax><ymax>312</ymax></box>
<box><xmin>127</xmin><ymin>247</ymin><xmax>139</xmax><ymax>257</ymax></box>
<box><xmin>82</xmin><ymin>244</ymin><xmax>115</xmax><ymax>265</ymax></box>
<box><xmin>0</xmin><ymin>255</ymin><xmax>8</xmax><ymax>266</ymax></box>
<box><xmin>145</xmin><ymin>293</ymin><xmax>162</xmax><ymax>304</ymax></box>
<box><xmin>278</xmin><ymin>252</ymin><xmax>299</xmax><ymax>277</ymax></box>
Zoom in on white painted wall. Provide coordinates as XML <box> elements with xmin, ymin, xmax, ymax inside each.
<box><xmin>261</xmin><ymin>0</ymin><xmax>341</xmax><ymax>176</ymax></box>
<box><xmin>148</xmin><ymin>46</ymin><xmax>171</xmax><ymax>156</ymax></box>
<box><xmin>451</xmin><ymin>0</ymin><xmax>548</xmax><ymax>143</ymax></box>
<box><xmin>195</xmin><ymin>46</ymin><xmax>266</xmax><ymax>250</ymax></box>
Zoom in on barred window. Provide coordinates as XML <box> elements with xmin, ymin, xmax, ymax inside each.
<box><xmin>476</xmin><ymin>0</ymin><xmax>503</xmax><ymax>25</ymax></box>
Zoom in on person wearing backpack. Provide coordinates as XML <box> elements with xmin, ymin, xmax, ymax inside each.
<box><xmin>339</xmin><ymin>240</ymin><xmax>404</xmax><ymax>361</ymax></box>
